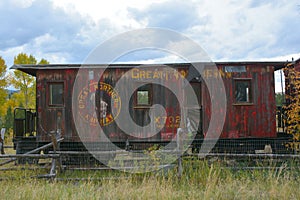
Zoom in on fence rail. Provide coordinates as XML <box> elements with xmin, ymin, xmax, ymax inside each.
<box><xmin>2</xmin><ymin>150</ymin><xmax>300</xmax><ymax>180</ymax></box>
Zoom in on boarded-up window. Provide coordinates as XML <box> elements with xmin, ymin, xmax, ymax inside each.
<box><xmin>49</xmin><ymin>83</ymin><xmax>64</xmax><ymax>106</ymax></box>
<box><xmin>235</xmin><ymin>80</ymin><xmax>251</xmax><ymax>103</ymax></box>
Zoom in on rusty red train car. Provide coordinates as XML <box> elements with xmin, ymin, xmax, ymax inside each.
<box><xmin>11</xmin><ymin>61</ymin><xmax>289</xmax><ymax>156</ymax></box>
<box><xmin>294</xmin><ymin>58</ymin><xmax>300</xmax><ymax>72</ymax></box>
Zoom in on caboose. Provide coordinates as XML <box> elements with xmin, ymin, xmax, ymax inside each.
<box><xmin>11</xmin><ymin>61</ymin><xmax>289</xmax><ymax>158</ymax></box>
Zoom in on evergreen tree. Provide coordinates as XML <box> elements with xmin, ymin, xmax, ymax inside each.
<box><xmin>4</xmin><ymin>106</ymin><xmax>13</xmax><ymax>131</ymax></box>
<box><xmin>275</xmin><ymin>92</ymin><xmax>285</xmax><ymax>106</ymax></box>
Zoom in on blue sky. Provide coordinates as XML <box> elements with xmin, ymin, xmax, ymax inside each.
<box><xmin>1</xmin><ymin>0</ymin><xmax>299</xmax><ymax>91</ymax></box>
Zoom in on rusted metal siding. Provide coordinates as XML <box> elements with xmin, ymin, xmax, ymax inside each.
<box><xmin>35</xmin><ymin>62</ymin><xmax>278</xmax><ymax>143</ymax></box>
<box><xmin>295</xmin><ymin>59</ymin><xmax>300</xmax><ymax>72</ymax></box>
<box><xmin>36</xmin><ymin>67</ymin><xmax>186</xmax><ymax>143</ymax></box>
<box><xmin>202</xmin><ymin>64</ymin><xmax>276</xmax><ymax>138</ymax></box>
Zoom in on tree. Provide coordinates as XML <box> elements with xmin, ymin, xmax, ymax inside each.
<box><xmin>11</xmin><ymin>53</ymin><xmax>36</xmax><ymax>108</ymax></box>
<box><xmin>39</xmin><ymin>58</ymin><xmax>49</xmax><ymax>64</ymax></box>
<box><xmin>283</xmin><ymin>63</ymin><xmax>300</xmax><ymax>151</ymax></box>
<box><xmin>4</xmin><ymin>106</ymin><xmax>13</xmax><ymax>131</ymax></box>
<box><xmin>275</xmin><ymin>92</ymin><xmax>285</xmax><ymax>106</ymax></box>
<box><xmin>0</xmin><ymin>57</ymin><xmax>7</xmax><ymax>125</ymax></box>
<box><xmin>0</xmin><ymin>56</ymin><xmax>7</xmax><ymax>98</ymax></box>
<box><xmin>10</xmin><ymin>53</ymin><xmax>49</xmax><ymax>108</ymax></box>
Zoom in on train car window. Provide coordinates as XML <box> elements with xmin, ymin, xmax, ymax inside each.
<box><xmin>137</xmin><ymin>91</ymin><xmax>149</xmax><ymax>105</ymax></box>
<box><xmin>234</xmin><ymin>80</ymin><xmax>252</xmax><ymax>103</ymax></box>
<box><xmin>49</xmin><ymin>83</ymin><xmax>64</xmax><ymax>106</ymax></box>
<box><xmin>135</xmin><ymin>84</ymin><xmax>152</xmax><ymax>106</ymax></box>
<box><xmin>225</xmin><ymin>66</ymin><xmax>246</xmax><ymax>73</ymax></box>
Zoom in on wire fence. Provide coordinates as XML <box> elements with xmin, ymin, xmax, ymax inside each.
<box><xmin>1</xmin><ymin>134</ymin><xmax>300</xmax><ymax>181</ymax></box>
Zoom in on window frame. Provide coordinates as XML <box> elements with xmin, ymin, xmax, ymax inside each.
<box><xmin>233</xmin><ymin>78</ymin><xmax>253</xmax><ymax>105</ymax></box>
<box><xmin>224</xmin><ymin>65</ymin><xmax>246</xmax><ymax>73</ymax></box>
<box><xmin>47</xmin><ymin>82</ymin><xmax>65</xmax><ymax>107</ymax></box>
<box><xmin>134</xmin><ymin>83</ymin><xmax>153</xmax><ymax>108</ymax></box>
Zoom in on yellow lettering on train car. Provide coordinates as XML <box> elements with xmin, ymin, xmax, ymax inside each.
<box><xmin>131</xmin><ymin>68</ymin><xmax>186</xmax><ymax>81</ymax></box>
<box><xmin>154</xmin><ymin>115</ymin><xmax>181</xmax><ymax>128</ymax></box>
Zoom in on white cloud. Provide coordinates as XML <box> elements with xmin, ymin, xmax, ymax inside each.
<box><xmin>10</xmin><ymin>0</ymin><xmax>35</xmax><ymax>8</ymax></box>
<box><xmin>51</xmin><ymin>0</ymin><xmax>166</xmax><ymax>21</ymax></box>
<box><xmin>183</xmin><ymin>0</ymin><xmax>300</xmax><ymax>60</ymax></box>
<box><xmin>128</xmin><ymin>0</ymin><xmax>201</xmax><ymax>31</ymax></box>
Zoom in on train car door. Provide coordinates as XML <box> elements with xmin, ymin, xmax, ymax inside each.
<box><xmin>185</xmin><ymin>81</ymin><xmax>202</xmax><ymax>138</ymax></box>
<box><xmin>45</xmin><ymin>82</ymin><xmax>65</xmax><ymax>138</ymax></box>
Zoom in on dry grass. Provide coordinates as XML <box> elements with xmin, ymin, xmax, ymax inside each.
<box><xmin>1</xmin><ymin>160</ymin><xmax>300</xmax><ymax>200</ymax></box>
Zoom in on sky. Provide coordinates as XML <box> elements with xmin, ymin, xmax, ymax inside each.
<box><xmin>1</xmin><ymin>0</ymin><xmax>300</xmax><ymax>91</ymax></box>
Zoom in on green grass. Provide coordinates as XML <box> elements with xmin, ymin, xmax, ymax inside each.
<box><xmin>1</xmin><ymin>160</ymin><xmax>300</xmax><ymax>200</ymax></box>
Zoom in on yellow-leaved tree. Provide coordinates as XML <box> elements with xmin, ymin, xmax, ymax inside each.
<box><xmin>283</xmin><ymin>63</ymin><xmax>300</xmax><ymax>151</ymax></box>
<box><xmin>9</xmin><ymin>53</ymin><xmax>49</xmax><ymax>109</ymax></box>
<box><xmin>0</xmin><ymin>56</ymin><xmax>7</xmax><ymax>126</ymax></box>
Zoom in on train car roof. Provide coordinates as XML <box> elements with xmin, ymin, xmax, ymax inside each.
<box><xmin>11</xmin><ymin>61</ymin><xmax>288</xmax><ymax>77</ymax></box>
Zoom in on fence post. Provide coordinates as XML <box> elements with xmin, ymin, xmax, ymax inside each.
<box><xmin>177</xmin><ymin>128</ymin><xmax>183</xmax><ymax>178</ymax></box>
<box><xmin>49</xmin><ymin>131</ymin><xmax>62</xmax><ymax>176</ymax></box>
<box><xmin>0</xmin><ymin>128</ymin><xmax>5</xmax><ymax>155</ymax></box>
